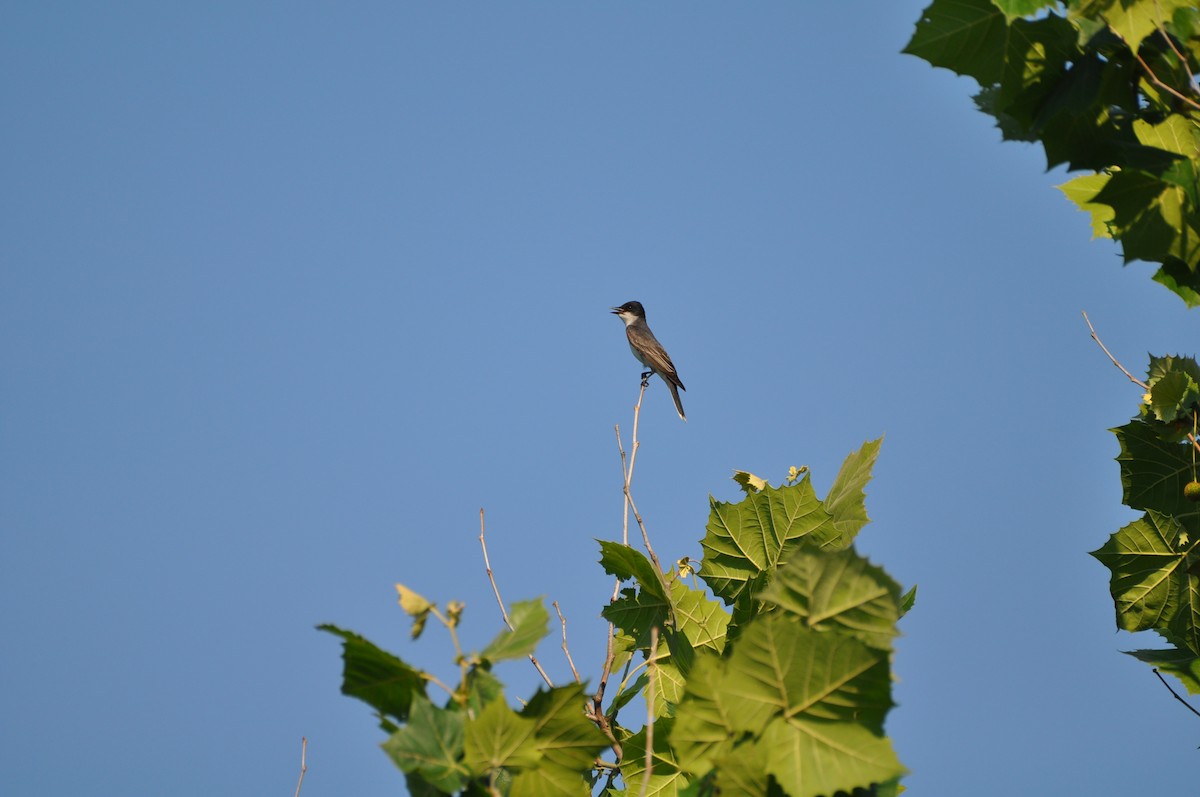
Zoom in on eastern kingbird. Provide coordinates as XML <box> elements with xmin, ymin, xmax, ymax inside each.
<box><xmin>611</xmin><ymin>300</ymin><xmax>686</xmax><ymax>421</ymax></box>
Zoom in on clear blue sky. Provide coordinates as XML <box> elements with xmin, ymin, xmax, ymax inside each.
<box><xmin>3</xmin><ymin>3</ymin><xmax>1196</xmax><ymax>795</ymax></box>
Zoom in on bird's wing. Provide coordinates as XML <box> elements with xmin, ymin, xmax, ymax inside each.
<box><xmin>628</xmin><ymin>326</ymin><xmax>685</xmax><ymax>390</ymax></box>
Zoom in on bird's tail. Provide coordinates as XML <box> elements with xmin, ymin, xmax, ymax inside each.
<box><xmin>667</xmin><ymin>381</ymin><xmax>687</xmax><ymax>422</ymax></box>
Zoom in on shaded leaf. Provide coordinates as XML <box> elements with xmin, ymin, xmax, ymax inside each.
<box><xmin>383</xmin><ymin>695</ymin><xmax>469</xmax><ymax>793</ymax></box>
<box><xmin>319</xmin><ymin>623</ymin><xmax>426</xmax><ymax>730</ymax></box>
<box><xmin>761</xmin><ymin>547</ymin><xmax>902</xmax><ymax>651</ymax></box>
<box><xmin>1125</xmin><ymin>646</ymin><xmax>1200</xmax><ymax>694</ymax></box>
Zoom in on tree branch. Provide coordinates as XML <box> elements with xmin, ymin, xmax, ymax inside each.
<box><xmin>478</xmin><ymin>508</ymin><xmax>554</xmax><ymax>688</ymax></box>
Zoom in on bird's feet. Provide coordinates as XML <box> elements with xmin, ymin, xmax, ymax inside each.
<box><xmin>640</xmin><ymin>371</ymin><xmax>652</xmax><ymax>387</ymax></box>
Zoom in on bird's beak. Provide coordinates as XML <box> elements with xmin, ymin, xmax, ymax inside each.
<box><xmin>610</xmin><ymin>307</ymin><xmax>621</xmax><ymax>314</ymax></box>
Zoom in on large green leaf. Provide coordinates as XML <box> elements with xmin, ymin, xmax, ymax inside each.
<box><xmin>1112</xmin><ymin>420</ymin><xmax>1200</xmax><ymax>533</ymax></box>
<box><xmin>318</xmin><ymin>623</ymin><xmax>426</xmax><ymax>730</ymax></box>
<box><xmin>463</xmin><ymin>686</ymin><xmax>608</xmax><ymax>797</ymax></box>
<box><xmin>463</xmin><ymin>697</ymin><xmax>541</xmax><ymax>775</ymax></box>
<box><xmin>670</xmin><ymin>614</ymin><xmax>900</xmax><ymax>795</ymax></box>
<box><xmin>760</xmin><ymin>547</ymin><xmax>902</xmax><ymax>652</ymax></box>
<box><xmin>383</xmin><ymin>695</ymin><xmax>469</xmax><ymax>793</ymax></box>
<box><xmin>1091</xmin><ymin>510</ymin><xmax>1200</xmax><ymax>654</ymax></box>
<box><xmin>621</xmin><ymin>719</ymin><xmax>689</xmax><ymax>797</ymax></box>
<box><xmin>521</xmin><ymin>685</ymin><xmax>609</xmax><ymax>773</ymax></box>
<box><xmin>481</xmin><ymin>599</ymin><xmax>550</xmax><ymax>663</ymax></box>
<box><xmin>698</xmin><ymin>473</ymin><xmax>835</xmax><ymax>606</ymax></box>
<box><xmin>903</xmin><ymin>0</ymin><xmax>1009</xmax><ymax>84</ymax></box>
<box><xmin>761</xmin><ymin>716</ymin><xmax>905</xmax><ymax>797</ymax></box>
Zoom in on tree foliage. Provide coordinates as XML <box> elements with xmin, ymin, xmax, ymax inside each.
<box><xmin>1091</xmin><ymin>356</ymin><xmax>1200</xmax><ymax>690</ymax></box>
<box><xmin>905</xmin><ymin>0</ymin><xmax>1200</xmax><ymax>306</ymax></box>
<box><xmin>322</xmin><ymin>439</ymin><xmax>909</xmax><ymax>795</ymax></box>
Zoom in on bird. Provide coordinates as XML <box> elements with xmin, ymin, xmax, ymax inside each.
<box><xmin>611</xmin><ymin>300</ymin><xmax>686</xmax><ymax>421</ymax></box>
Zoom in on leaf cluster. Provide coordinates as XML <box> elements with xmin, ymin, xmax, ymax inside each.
<box><xmin>1092</xmin><ymin>355</ymin><xmax>1200</xmax><ymax>693</ymax></box>
<box><xmin>905</xmin><ymin>0</ymin><xmax>1200</xmax><ymax>305</ymax></box>
<box><xmin>321</xmin><ymin>439</ymin><xmax>910</xmax><ymax>795</ymax></box>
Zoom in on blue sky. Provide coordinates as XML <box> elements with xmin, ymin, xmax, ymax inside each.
<box><xmin>3</xmin><ymin>2</ymin><xmax>1197</xmax><ymax>795</ymax></box>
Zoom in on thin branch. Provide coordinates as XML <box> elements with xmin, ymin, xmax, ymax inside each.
<box><xmin>478</xmin><ymin>508</ymin><xmax>554</xmax><ymax>688</ymax></box>
<box><xmin>1082</xmin><ymin>311</ymin><xmax>1149</xmax><ymax>390</ymax></box>
<box><xmin>1134</xmin><ymin>47</ymin><xmax>1200</xmax><ymax>112</ymax></box>
<box><xmin>638</xmin><ymin>626</ymin><xmax>660</xmax><ymax>797</ymax></box>
<box><xmin>1153</xmin><ymin>668</ymin><xmax>1200</xmax><ymax>720</ymax></box>
<box><xmin>552</xmin><ymin>601</ymin><xmax>581</xmax><ymax>682</ymax></box>
<box><xmin>293</xmin><ymin>737</ymin><xmax>308</xmax><ymax>797</ymax></box>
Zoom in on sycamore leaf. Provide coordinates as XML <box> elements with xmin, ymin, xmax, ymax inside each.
<box><xmin>520</xmin><ymin>685</ymin><xmax>609</xmax><ymax>774</ymax></box>
<box><xmin>760</xmin><ymin>547</ymin><xmax>902</xmax><ymax>651</ymax></box>
<box><xmin>992</xmin><ymin>0</ymin><xmax>1057</xmax><ymax>19</ymax></box>
<box><xmin>671</xmin><ymin>616</ymin><xmax>899</xmax><ymax>795</ymax></box>
<box><xmin>318</xmin><ymin>624</ymin><xmax>426</xmax><ymax>730</ymax></box>
<box><xmin>670</xmin><ymin>579</ymin><xmax>731</xmax><ymax>654</ymax></box>
<box><xmin>1059</xmin><ymin>173</ymin><xmax>1116</xmax><ymax>238</ymax></box>
<box><xmin>1148</xmin><ymin>369</ymin><xmax>1200</xmax><ymax>423</ymax></box>
<box><xmin>481</xmin><ymin>599</ymin><xmax>550</xmax><ymax>663</ymax></box>
<box><xmin>699</xmin><ymin>473</ymin><xmax>835</xmax><ymax>607</ymax></box>
<box><xmin>823</xmin><ymin>437</ymin><xmax>882</xmax><ymax>547</ymax></box>
<box><xmin>463</xmin><ymin>697</ymin><xmax>541</xmax><ymax>776</ymax></box>
<box><xmin>383</xmin><ymin>695</ymin><xmax>469</xmax><ymax>793</ymax></box>
<box><xmin>1091</xmin><ymin>510</ymin><xmax>1200</xmax><ymax>654</ymax></box>
<box><xmin>903</xmin><ymin>0</ymin><xmax>1009</xmax><ymax>85</ymax></box>
<box><xmin>1125</xmin><ymin>646</ymin><xmax>1200</xmax><ymax>694</ymax></box>
<box><xmin>1112</xmin><ymin>421</ymin><xmax>1200</xmax><ymax>532</ymax></box>
<box><xmin>761</xmin><ymin>715</ymin><xmax>906</xmax><ymax>797</ymax></box>
<box><xmin>621</xmin><ymin>719</ymin><xmax>689</xmax><ymax>797</ymax></box>
<box><xmin>598</xmin><ymin>541</ymin><xmax>668</xmax><ymax>602</ymax></box>
<box><xmin>1073</xmin><ymin>0</ymin><xmax>1199</xmax><ymax>50</ymax></box>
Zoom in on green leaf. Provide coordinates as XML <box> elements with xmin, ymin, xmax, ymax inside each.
<box><xmin>1125</xmin><ymin>647</ymin><xmax>1200</xmax><ymax>694</ymax></box>
<box><xmin>900</xmin><ymin>584</ymin><xmax>918</xmax><ymax>616</ymax></box>
<box><xmin>670</xmin><ymin>578</ymin><xmax>731</xmax><ymax>654</ymax></box>
<box><xmin>1059</xmin><ymin>172</ymin><xmax>1116</xmax><ymax>238</ymax></box>
<box><xmin>1072</xmin><ymin>0</ymin><xmax>1199</xmax><ymax>50</ymax></box>
<box><xmin>383</xmin><ymin>695</ymin><xmax>469</xmax><ymax>793</ymax></box>
<box><xmin>598</xmin><ymin>541</ymin><xmax>667</xmax><ymax>601</ymax></box>
<box><xmin>481</xmin><ymin>599</ymin><xmax>550</xmax><ymax>663</ymax></box>
<box><xmin>318</xmin><ymin>624</ymin><xmax>426</xmax><ymax>729</ymax></box>
<box><xmin>463</xmin><ymin>697</ymin><xmax>541</xmax><ymax>776</ymax></box>
<box><xmin>903</xmin><ymin>0</ymin><xmax>1009</xmax><ymax>85</ymax></box>
<box><xmin>520</xmin><ymin>684</ymin><xmax>609</xmax><ymax>773</ymax></box>
<box><xmin>760</xmin><ymin>547</ymin><xmax>903</xmax><ymax>651</ymax></box>
<box><xmin>1152</xmin><ymin>257</ymin><xmax>1200</xmax><ymax>308</ymax></box>
<box><xmin>823</xmin><ymin>437</ymin><xmax>883</xmax><ymax>546</ymax></box>
<box><xmin>621</xmin><ymin>718</ymin><xmax>689</xmax><ymax>797</ymax></box>
<box><xmin>992</xmin><ymin>0</ymin><xmax>1057</xmax><ymax>19</ymax></box>
<box><xmin>761</xmin><ymin>715</ymin><xmax>906</xmax><ymax>797</ymax></box>
<box><xmin>1148</xmin><ymin>369</ymin><xmax>1200</xmax><ymax>424</ymax></box>
<box><xmin>698</xmin><ymin>473</ymin><xmax>835</xmax><ymax>607</ymax></box>
<box><xmin>671</xmin><ymin>615</ymin><xmax>901</xmax><ymax>796</ymax></box>
<box><xmin>1112</xmin><ymin>420</ymin><xmax>1200</xmax><ymax>533</ymax></box>
<box><xmin>1091</xmin><ymin>510</ymin><xmax>1200</xmax><ymax>654</ymax></box>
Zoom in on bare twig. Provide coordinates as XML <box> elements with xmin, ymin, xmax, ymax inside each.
<box><xmin>1082</xmin><ymin>311</ymin><xmax>1149</xmax><ymax>390</ymax></box>
<box><xmin>293</xmin><ymin>737</ymin><xmax>308</xmax><ymax>797</ymax></box>
<box><xmin>478</xmin><ymin>509</ymin><xmax>554</xmax><ymax>688</ymax></box>
<box><xmin>619</xmin><ymin>381</ymin><xmax>666</xmax><ymax>576</ymax></box>
<box><xmin>552</xmin><ymin>601</ymin><xmax>581</xmax><ymax>683</ymax></box>
<box><xmin>638</xmin><ymin>626</ymin><xmax>660</xmax><ymax>797</ymax></box>
<box><xmin>1153</xmin><ymin>668</ymin><xmax>1200</xmax><ymax>720</ymax></box>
